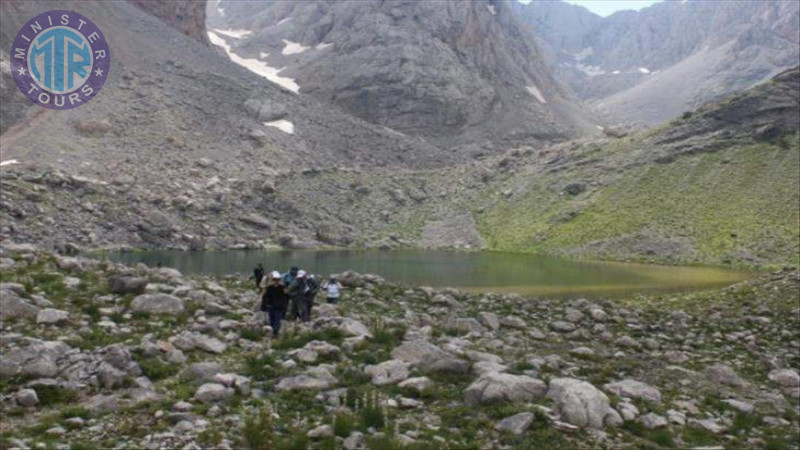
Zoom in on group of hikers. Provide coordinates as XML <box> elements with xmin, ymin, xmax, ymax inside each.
<box><xmin>251</xmin><ymin>263</ymin><xmax>343</xmax><ymax>337</ymax></box>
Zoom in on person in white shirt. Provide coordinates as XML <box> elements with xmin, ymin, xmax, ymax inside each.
<box><xmin>322</xmin><ymin>277</ymin><xmax>343</xmax><ymax>304</ymax></box>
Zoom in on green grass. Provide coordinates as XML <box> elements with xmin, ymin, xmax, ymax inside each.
<box><xmin>32</xmin><ymin>384</ymin><xmax>78</xmax><ymax>406</ymax></box>
<box><xmin>480</xmin><ymin>135</ymin><xmax>800</xmax><ymax>268</ymax></box>
<box><xmin>271</xmin><ymin>328</ymin><xmax>345</xmax><ymax>350</ymax></box>
<box><xmin>135</xmin><ymin>355</ymin><xmax>179</xmax><ymax>381</ymax></box>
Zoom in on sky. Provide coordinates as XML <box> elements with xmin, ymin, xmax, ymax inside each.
<box><xmin>523</xmin><ymin>0</ymin><xmax>664</xmax><ymax>17</ymax></box>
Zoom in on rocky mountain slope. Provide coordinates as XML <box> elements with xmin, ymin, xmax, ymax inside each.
<box><xmin>0</xmin><ymin>0</ymin><xmax>444</xmax><ymax>169</ymax></box>
<box><xmin>1</xmin><ymin>44</ymin><xmax>797</xmax><ymax>267</ymax></box>
<box><xmin>206</xmin><ymin>0</ymin><xmax>598</xmax><ymax>151</ymax></box>
<box><xmin>268</xmin><ymin>68</ymin><xmax>800</xmax><ymax>267</ymax></box>
<box><xmin>127</xmin><ymin>0</ymin><xmax>209</xmax><ymax>44</ymax></box>
<box><xmin>0</xmin><ymin>245</ymin><xmax>798</xmax><ymax>448</ymax></box>
<box><xmin>515</xmin><ymin>0</ymin><xmax>800</xmax><ymax>126</ymax></box>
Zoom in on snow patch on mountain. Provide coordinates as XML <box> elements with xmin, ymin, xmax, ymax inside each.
<box><xmin>264</xmin><ymin>120</ymin><xmax>295</xmax><ymax>134</ymax></box>
<box><xmin>487</xmin><ymin>4</ymin><xmax>497</xmax><ymax>16</ymax></box>
<box><xmin>282</xmin><ymin>40</ymin><xmax>310</xmax><ymax>55</ymax></box>
<box><xmin>0</xmin><ymin>159</ymin><xmax>20</xmax><ymax>167</ymax></box>
<box><xmin>526</xmin><ymin>85</ymin><xmax>547</xmax><ymax>103</ymax></box>
<box><xmin>215</xmin><ymin>29</ymin><xmax>252</xmax><ymax>39</ymax></box>
<box><xmin>576</xmin><ymin>63</ymin><xmax>606</xmax><ymax>77</ymax></box>
<box><xmin>316</xmin><ymin>42</ymin><xmax>333</xmax><ymax>50</ymax></box>
<box><xmin>208</xmin><ymin>31</ymin><xmax>300</xmax><ymax>94</ymax></box>
<box><xmin>573</xmin><ymin>47</ymin><xmax>594</xmax><ymax>61</ymax></box>
<box><xmin>277</xmin><ymin>17</ymin><xmax>293</xmax><ymax>26</ymax></box>
<box><xmin>638</xmin><ymin>67</ymin><xmax>651</xmax><ymax>74</ymax></box>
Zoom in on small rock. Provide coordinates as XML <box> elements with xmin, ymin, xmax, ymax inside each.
<box><xmin>36</xmin><ymin>308</ymin><xmax>69</xmax><ymax>324</ymax></box>
<box><xmin>15</xmin><ymin>388</ymin><xmax>39</xmax><ymax>407</ymax></box>
<box><xmin>308</xmin><ymin>424</ymin><xmax>334</xmax><ymax>438</ymax></box>
<box><xmin>638</xmin><ymin>413</ymin><xmax>668</xmax><ymax>429</ymax></box>
<box><xmin>194</xmin><ymin>383</ymin><xmax>234</xmax><ymax>403</ymax></box>
<box><xmin>495</xmin><ymin>412</ymin><xmax>535</xmax><ymax>435</ymax></box>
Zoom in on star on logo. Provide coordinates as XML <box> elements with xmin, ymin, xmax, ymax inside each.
<box><xmin>94</xmin><ymin>68</ymin><xmax>103</xmax><ymax>77</ymax></box>
<box><xmin>17</xmin><ymin>67</ymin><xmax>26</xmax><ymax>76</ymax></box>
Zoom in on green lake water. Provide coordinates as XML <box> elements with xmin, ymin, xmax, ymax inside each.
<box><xmin>102</xmin><ymin>250</ymin><xmax>751</xmax><ymax>298</ymax></box>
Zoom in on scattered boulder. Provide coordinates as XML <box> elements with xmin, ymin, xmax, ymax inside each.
<box><xmin>477</xmin><ymin>312</ymin><xmax>500</xmax><ymax>331</ymax></box>
<box><xmin>639</xmin><ymin>413</ymin><xmax>668</xmax><ymax>429</ymax></box>
<box><xmin>768</xmin><ymin>368</ymin><xmax>799</xmax><ymax>388</ymax></box>
<box><xmin>36</xmin><ymin>308</ymin><xmax>69</xmax><ymax>324</ymax></box>
<box><xmin>194</xmin><ymin>383</ymin><xmax>234</xmax><ymax>403</ymax></box>
<box><xmin>276</xmin><ymin>367</ymin><xmax>338</xmax><ymax>391</ymax></box>
<box><xmin>182</xmin><ymin>362</ymin><xmax>224</xmax><ymax>383</ymax></box>
<box><xmin>15</xmin><ymin>389</ymin><xmax>39</xmax><ymax>407</ymax></box>
<box><xmin>464</xmin><ymin>372</ymin><xmax>546</xmax><ymax>405</ymax></box>
<box><xmin>0</xmin><ymin>290</ymin><xmax>41</xmax><ymax>320</ymax></box>
<box><xmin>193</xmin><ymin>334</ymin><xmax>227</xmax><ymax>354</ymax></box>
<box><xmin>131</xmin><ymin>294</ymin><xmax>185</xmax><ymax>314</ymax></box>
<box><xmin>705</xmin><ymin>364</ymin><xmax>747</xmax><ymax>388</ymax></box>
<box><xmin>500</xmin><ymin>316</ymin><xmax>527</xmax><ymax>330</ymax></box>
<box><xmin>392</xmin><ymin>341</ymin><xmax>469</xmax><ymax>374</ymax></box>
<box><xmin>495</xmin><ymin>412</ymin><xmax>535</xmax><ymax>435</ymax></box>
<box><xmin>550</xmin><ymin>321</ymin><xmax>576</xmax><ymax>333</ymax></box>
<box><xmin>547</xmin><ymin>378</ymin><xmax>615</xmax><ymax>429</ymax></box>
<box><xmin>604</xmin><ymin>380</ymin><xmax>662</xmax><ymax>403</ymax></box>
<box><xmin>398</xmin><ymin>377</ymin><xmax>433</xmax><ymax>394</ymax></box>
<box><xmin>365</xmin><ymin>360</ymin><xmax>411</xmax><ymax>386</ymax></box>
<box><xmin>564</xmin><ymin>182</ymin><xmax>586</xmax><ymax>195</ymax></box>
<box><xmin>108</xmin><ymin>276</ymin><xmax>148</xmax><ymax>295</ymax></box>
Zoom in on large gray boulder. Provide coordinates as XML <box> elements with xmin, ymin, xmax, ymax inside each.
<box><xmin>36</xmin><ymin>308</ymin><xmax>69</xmax><ymax>325</ymax></box>
<box><xmin>364</xmin><ymin>360</ymin><xmax>411</xmax><ymax>386</ymax></box>
<box><xmin>464</xmin><ymin>372</ymin><xmax>547</xmax><ymax>405</ymax></box>
<box><xmin>0</xmin><ymin>339</ymin><xmax>72</xmax><ymax>378</ymax></box>
<box><xmin>0</xmin><ymin>290</ymin><xmax>41</xmax><ymax>320</ymax></box>
<box><xmin>194</xmin><ymin>383</ymin><xmax>234</xmax><ymax>403</ymax></box>
<box><xmin>495</xmin><ymin>412</ymin><xmax>535</xmax><ymax>435</ymax></box>
<box><xmin>276</xmin><ymin>367</ymin><xmax>338</xmax><ymax>391</ymax></box>
<box><xmin>108</xmin><ymin>276</ymin><xmax>148</xmax><ymax>295</ymax></box>
<box><xmin>705</xmin><ymin>364</ymin><xmax>747</xmax><ymax>388</ymax></box>
<box><xmin>182</xmin><ymin>362</ymin><xmax>225</xmax><ymax>383</ymax></box>
<box><xmin>547</xmin><ymin>378</ymin><xmax>616</xmax><ymax>429</ymax></box>
<box><xmin>604</xmin><ymin>379</ymin><xmax>662</xmax><ymax>403</ymax></box>
<box><xmin>391</xmin><ymin>340</ymin><xmax>469</xmax><ymax>374</ymax></box>
<box><xmin>130</xmin><ymin>294</ymin><xmax>185</xmax><ymax>314</ymax></box>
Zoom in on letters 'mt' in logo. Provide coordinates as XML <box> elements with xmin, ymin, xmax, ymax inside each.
<box><xmin>10</xmin><ymin>10</ymin><xmax>110</xmax><ymax>110</ymax></box>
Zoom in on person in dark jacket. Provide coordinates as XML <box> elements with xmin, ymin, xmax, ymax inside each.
<box><xmin>260</xmin><ymin>271</ymin><xmax>288</xmax><ymax>337</ymax></box>
<box><xmin>287</xmin><ymin>270</ymin><xmax>318</xmax><ymax>322</ymax></box>
<box><xmin>253</xmin><ymin>264</ymin><xmax>265</xmax><ymax>290</ymax></box>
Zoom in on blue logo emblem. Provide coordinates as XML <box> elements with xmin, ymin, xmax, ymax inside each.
<box><xmin>10</xmin><ymin>10</ymin><xmax>110</xmax><ymax>110</ymax></box>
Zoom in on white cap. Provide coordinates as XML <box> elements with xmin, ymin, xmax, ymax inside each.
<box><xmin>270</xmin><ymin>271</ymin><xmax>281</xmax><ymax>279</ymax></box>
<box><xmin>297</xmin><ymin>270</ymin><xmax>307</xmax><ymax>278</ymax></box>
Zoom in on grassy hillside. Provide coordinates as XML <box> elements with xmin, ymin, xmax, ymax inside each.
<box><xmin>480</xmin><ymin>135</ymin><xmax>799</xmax><ymax>268</ymax></box>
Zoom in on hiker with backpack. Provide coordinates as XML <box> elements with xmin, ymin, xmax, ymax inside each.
<box><xmin>260</xmin><ymin>271</ymin><xmax>288</xmax><ymax>337</ymax></box>
<box><xmin>287</xmin><ymin>270</ymin><xmax>319</xmax><ymax>322</ymax></box>
<box><xmin>322</xmin><ymin>276</ymin><xmax>343</xmax><ymax>304</ymax></box>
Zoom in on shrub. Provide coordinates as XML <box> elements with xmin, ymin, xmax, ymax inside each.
<box><xmin>137</xmin><ymin>357</ymin><xmax>179</xmax><ymax>381</ymax></box>
<box><xmin>59</xmin><ymin>406</ymin><xmax>90</xmax><ymax>420</ymax></box>
<box><xmin>32</xmin><ymin>384</ymin><xmax>77</xmax><ymax>406</ymax></box>
<box><xmin>240</xmin><ymin>407</ymin><xmax>276</xmax><ymax>450</ymax></box>
<box><xmin>243</xmin><ymin>353</ymin><xmax>279</xmax><ymax>381</ymax></box>
<box><xmin>358</xmin><ymin>390</ymin><xmax>386</xmax><ymax>430</ymax></box>
<box><xmin>333</xmin><ymin>412</ymin><xmax>356</xmax><ymax>437</ymax></box>
<box><xmin>240</xmin><ymin>328</ymin><xmax>263</xmax><ymax>342</ymax></box>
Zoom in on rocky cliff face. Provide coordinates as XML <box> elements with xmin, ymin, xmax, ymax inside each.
<box><xmin>207</xmin><ymin>0</ymin><xmax>598</xmax><ymax>151</ymax></box>
<box><xmin>127</xmin><ymin>0</ymin><xmax>209</xmax><ymax>44</ymax></box>
<box><xmin>515</xmin><ymin>0</ymin><xmax>800</xmax><ymax>126</ymax></box>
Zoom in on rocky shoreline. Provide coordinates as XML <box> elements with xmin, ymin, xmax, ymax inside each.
<box><xmin>0</xmin><ymin>243</ymin><xmax>798</xmax><ymax>449</ymax></box>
